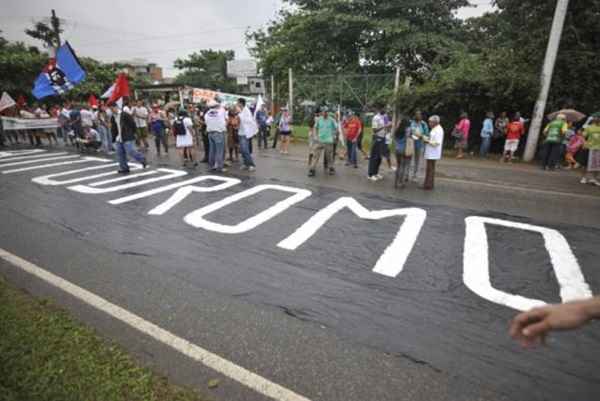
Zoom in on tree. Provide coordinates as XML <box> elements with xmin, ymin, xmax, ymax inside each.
<box><xmin>173</xmin><ymin>49</ymin><xmax>237</xmax><ymax>92</ymax></box>
<box><xmin>25</xmin><ymin>18</ymin><xmax>62</xmax><ymax>50</ymax></box>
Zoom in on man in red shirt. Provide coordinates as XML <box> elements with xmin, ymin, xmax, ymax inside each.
<box><xmin>502</xmin><ymin>116</ymin><xmax>524</xmax><ymax>162</ymax></box>
<box><xmin>343</xmin><ymin>111</ymin><xmax>362</xmax><ymax>168</ymax></box>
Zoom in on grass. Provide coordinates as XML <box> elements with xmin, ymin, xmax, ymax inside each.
<box><xmin>0</xmin><ymin>275</ymin><xmax>210</xmax><ymax>401</ymax></box>
<box><xmin>289</xmin><ymin>125</ymin><xmax>375</xmax><ymax>148</ymax></box>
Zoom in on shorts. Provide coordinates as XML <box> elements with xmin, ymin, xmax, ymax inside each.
<box><xmin>280</xmin><ymin>130</ymin><xmax>291</xmax><ymax>136</ymax></box>
<box><xmin>504</xmin><ymin>139</ymin><xmax>519</xmax><ymax>153</ymax></box>
<box><xmin>136</xmin><ymin>126</ymin><xmax>148</xmax><ymax>139</ymax></box>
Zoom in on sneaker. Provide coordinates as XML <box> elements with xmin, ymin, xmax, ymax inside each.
<box><xmin>590</xmin><ymin>179</ymin><xmax>600</xmax><ymax>186</ymax></box>
<box><xmin>368</xmin><ymin>175</ymin><xmax>379</xmax><ymax>182</ymax></box>
<box><xmin>390</xmin><ymin>166</ymin><xmax>397</xmax><ymax>171</ymax></box>
<box><xmin>220</xmin><ymin>168</ymin><xmax>228</xmax><ymax>173</ymax></box>
<box><xmin>376</xmin><ymin>174</ymin><xmax>384</xmax><ymax>180</ymax></box>
<box><xmin>117</xmin><ymin>169</ymin><xmax>130</xmax><ymax>174</ymax></box>
<box><xmin>580</xmin><ymin>177</ymin><xmax>589</xmax><ymax>184</ymax></box>
<box><xmin>248</xmin><ymin>166</ymin><xmax>256</xmax><ymax>172</ymax></box>
<box><xmin>241</xmin><ymin>165</ymin><xmax>249</xmax><ymax>171</ymax></box>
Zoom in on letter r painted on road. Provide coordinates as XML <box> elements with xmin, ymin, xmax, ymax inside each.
<box><xmin>277</xmin><ymin>197</ymin><xmax>427</xmax><ymax>278</ymax></box>
<box><xmin>184</xmin><ymin>184</ymin><xmax>312</xmax><ymax>234</ymax></box>
<box><xmin>463</xmin><ymin>216</ymin><xmax>593</xmax><ymax>311</ymax></box>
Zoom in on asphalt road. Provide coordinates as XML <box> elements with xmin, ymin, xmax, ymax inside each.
<box><xmin>1</xmin><ymin>147</ymin><xmax>599</xmax><ymax>401</ymax></box>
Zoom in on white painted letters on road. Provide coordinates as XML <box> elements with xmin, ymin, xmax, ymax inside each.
<box><xmin>184</xmin><ymin>184</ymin><xmax>312</xmax><ymax>234</ymax></box>
<box><xmin>2</xmin><ymin>156</ymin><xmax>108</xmax><ymax>174</ymax></box>
<box><xmin>463</xmin><ymin>216</ymin><xmax>593</xmax><ymax>311</ymax></box>
<box><xmin>145</xmin><ymin>176</ymin><xmax>241</xmax><ymax>214</ymax></box>
<box><xmin>32</xmin><ymin>162</ymin><xmax>132</xmax><ymax>186</ymax></box>
<box><xmin>278</xmin><ymin>197</ymin><xmax>427</xmax><ymax>278</ymax></box>
<box><xmin>68</xmin><ymin>168</ymin><xmax>187</xmax><ymax>194</ymax></box>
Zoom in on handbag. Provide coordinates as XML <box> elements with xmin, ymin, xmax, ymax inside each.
<box><xmin>451</xmin><ymin>127</ymin><xmax>463</xmax><ymax>140</ymax></box>
<box><xmin>405</xmin><ymin>136</ymin><xmax>415</xmax><ymax>157</ymax></box>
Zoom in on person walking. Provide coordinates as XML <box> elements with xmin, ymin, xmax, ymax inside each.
<box><xmin>96</xmin><ymin>104</ymin><xmax>112</xmax><ymax>154</ymax></box>
<box><xmin>394</xmin><ymin>117</ymin><xmax>412</xmax><ymax>189</ymax></box>
<box><xmin>204</xmin><ymin>100</ymin><xmax>228</xmax><ymax>173</ymax></box>
<box><xmin>541</xmin><ymin>114</ymin><xmax>568</xmax><ymax>170</ymax></box>
<box><xmin>308</xmin><ymin>107</ymin><xmax>337</xmax><ymax>177</ymax></box>
<box><xmin>132</xmin><ymin>100</ymin><xmax>150</xmax><ymax>151</ymax></box>
<box><xmin>343</xmin><ymin>110</ymin><xmax>362</xmax><ymax>168</ymax></box>
<box><xmin>237</xmin><ymin>98</ymin><xmax>258</xmax><ymax>171</ymax></box>
<box><xmin>454</xmin><ymin>112</ymin><xmax>471</xmax><ymax>159</ymax></box>
<box><xmin>480</xmin><ymin>112</ymin><xmax>494</xmax><ymax>158</ymax></box>
<box><xmin>149</xmin><ymin>105</ymin><xmax>168</xmax><ymax>156</ymax></box>
<box><xmin>110</xmin><ymin>104</ymin><xmax>147</xmax><ymax>173</ymax></box>
<box><xmin>278</xmin><ymin>107</ymin><xmax>292</xmax><ymax>154</ymax></box>
<box><xmin>255</xmin><ymin>104</ymin><xmax>269</xmax><ymax>150</ymax></box>
<box><xmin>409</xmin><ymin>111</ymin><xmax>429</xmax><ymax>183</ymax></box>
<box><xmin>368</xmin><ymin>105</ymin><xmax>390</xmax><ymax>181</ymax></box>
<box><xmin>502</xmin><ymin>115</ymin><xmax>525</xmax><ymax>162</ymax></box>
<box><xmin>423</xmin><ymin>115</ymin><xmax>445</xmax><ymax>190</ymax></box>
<box><xmin>579</xmin><ymin>113</ymin><xmax>600</xmax><ymax>186</ymax></box>
<box><xmin>173</xmin><ymin>110</ymin><xmax>197</xmax><ymax>168</ymax></box>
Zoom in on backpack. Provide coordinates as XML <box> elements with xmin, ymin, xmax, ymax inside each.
<box><xmin>173</xmin><ymin>118</ymin><xmax>186</xmax><ymax>136</ymax></box>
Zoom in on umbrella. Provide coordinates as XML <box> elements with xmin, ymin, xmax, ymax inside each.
<box><xmin>164</xmin><ymin>101</ymin><xmax>182</xmax><ymax>111</ymax></box>
<box><xmin>547</xmin><ymin>109</ymin><xmax>586</xmax><ymax>123</ymax></box>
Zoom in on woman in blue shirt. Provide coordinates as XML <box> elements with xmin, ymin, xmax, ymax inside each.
<box><xmin>480</xmin><ymin>112</ymin><xmax>494</xmax><ymax>158</ymax></box>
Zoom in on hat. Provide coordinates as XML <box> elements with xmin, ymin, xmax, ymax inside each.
<box><xmin>557</xmin><ymin>113</ymin><xmax>567</xmax><ymax>120</ymax></box>
<box><xmin>208</xmin><ymin>99</ymin><xmax>220</xmax><ymax>108</ymax></box>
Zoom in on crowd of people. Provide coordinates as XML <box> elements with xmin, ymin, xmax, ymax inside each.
<box><xmin>1</xmin><ymin>98</ymin><xmax>599</xmax><ymax>190</ymax></box>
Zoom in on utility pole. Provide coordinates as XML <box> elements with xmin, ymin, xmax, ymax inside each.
<box><xmin>50</xmin><ymin>9</ymin><xmax>61</xmax><ymax>56</ymax></box>
<box><xmin>270</xmin><ymin>74</ymin><xmax>275</xmax><ymax>116</ymax></box>
<box><xmin>391</xmin><ymin>67</ymin><xmax>401</xmax><ymax>130</ymax></box>
<box><xmin>523</xmin><ymin>0</ymin><xmax>570</xmax><ymax>162</ymax></box>
<box><xmin>288</xmin><ymin>68</ymin><xmax>293</xmax><ymax>117</ymax></box>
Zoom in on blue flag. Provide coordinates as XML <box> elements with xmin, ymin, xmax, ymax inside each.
<box><xmin>32</xmin><ymin>42</ymin><xmax>86</xmax><ymax>100</ymax></box>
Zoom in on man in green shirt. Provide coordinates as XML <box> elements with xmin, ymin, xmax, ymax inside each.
<box><xmin>542</xmin><ymin>114</ymin><xmax>567</xmax><ymax>170</ymax></box>
<box><xmin>580</xmin><ymin>114</ymin><xmax>600</xmax><ymax>186</ymax></box>
<box><xmin>309</xmin><ymin>107</ymin><xmax>338</xmax><ymax>177</ymax></box>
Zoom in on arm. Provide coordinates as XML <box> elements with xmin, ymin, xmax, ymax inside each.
<box><xmin>510</xmin><ymin>297</ymin><xmax>600</xmax><ymax>348</ymax></box>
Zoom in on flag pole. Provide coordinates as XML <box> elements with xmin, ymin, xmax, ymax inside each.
<box><xmin>51</xmin><ymin>9</ymin><xmax>61</xmax><ymax>57</ymax></box>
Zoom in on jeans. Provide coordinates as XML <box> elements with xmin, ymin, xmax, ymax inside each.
<box><xmin>346</xmin><ymin>141</ymin><xmax>357</xmax><ymax>166</ymax></box>
<box><xmin>411</xmin><ymin>142</ymin><xmax>424</xmax><ymax>179</ymax></box>
<box><xmin>310</xmin><ymin>143</ymin><xmax>334</xmax><ymax>172</ymax></box>
<box><xmin>395</xmin><ymin>152</ymin><xmax>411</xmax><ymax>188</ymax></box>
<box><xmin>542</xmin><ymin>142</ymin><xmax>562</xmax><ymax>169</ymax></box>
<box><xmin>239</xmin><ymin>135</ymin><xmax>255</xmax><ymax>167</ymax></box>
<box><xmin>257</xmin><ymin>126</ymin><xmax>269</xmax><ymax>149</ymax></box>
<box><xmin>201</xmin><ymin>131</ymin><xmax>210</xmax><ymax>161</ymax></box>
<box><xmin>154</xmin><ymin>133</ymin><xmax>168</xmax><ymax>154</ymax></box>
<box><xmin>368</xmin><ymin>136</ymin><xmax>386</xmax><ymax>177</ymax></box>
<box><xmin>208</xmin><ymin>131</ymin><xmax>226</xmax><ymax>170</ymax></box>
<box><xmin>115</xmin><ymin>140</ymin><xmax>146</xmax><ymax>171</ymax></box>
<box><xmin>480</xmin><ymin>136</ymin><xmax>491</xmax><ymax>157</ymax></box>
<box><xmin>97</xmin><ymin>125</ymin><xmax>112</xmax><ymax>153</ymax></box>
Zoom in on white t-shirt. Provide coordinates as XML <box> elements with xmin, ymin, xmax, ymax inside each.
<box><xmin>204</xmin><ymin>107</ymin><xmax>227</xmax><ymax>132</ymax></box>
<box><xmin>183</xmin><ymin>117</ymin><xmax>194</xmax><ymax>136</ymax></box>
<box><xmin>372</xmin><ymin>113</ymin><xmax>386</xmax><ymax>138</ymax></box>
<box><xmin>238</xmin><ymin>106</ymin><xmax>258</xmax><ymax>138</ymax></box>
<box><xmin>425</xmin><ymin>125</ymin><xmax>444</xmax><ymax>160</ymax></box>
<box><xmin>132</xmin><ymin>106</ymin><xmax>148</xmax><ymax>128</ymax></box>
<box><xmin>80</xmin><ymin>109</ymin><xmax>94</xmax><ymax>128</ymax></box>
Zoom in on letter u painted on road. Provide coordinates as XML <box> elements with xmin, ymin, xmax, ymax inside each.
<box><xmin>463</xmin><ymin>216</ymin><xmax>593</xmax><ymax>311</ymax></box>
<box><xmin>277</xmin><ymin>197</ymin><xmax>427</xmax><ymax>278</ymax></box>
<box><xmin>68</xmin><ymin>169</ymin><xmax>187</xmax><ymax>194</ymax></box>
<box><xmin>184</xmin><ymin>184</ymin><xmax>312</xmax><ymax>234</ymax></box>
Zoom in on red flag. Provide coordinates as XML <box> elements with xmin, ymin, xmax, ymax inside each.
<box><xmin>107</xmin><ymin>73</ymin><xmax>130</xmax><ymax>105</ymax></box>
<box><xmin>88</xmin><ymin>94</ymin><xmax>99</xmax><ymax>108</ymax></box>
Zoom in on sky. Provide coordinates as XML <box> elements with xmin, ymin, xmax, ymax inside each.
<box><xmin>0</xmin><ymin>0</ymin><xmax>495</xmax><ymax>78</ymax></box>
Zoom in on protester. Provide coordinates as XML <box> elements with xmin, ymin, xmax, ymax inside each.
<box><xmin>495</xmin><ymin>111</ymin><xmax>509</xmax><ymax>141</ymax></box>
<box><xmin>502</xmin><ymin>115</ymin><xmax>525</xmax><ymax>163</ymax></box>
<box><xmin>204</xmin><ymin>100</ymin><xmax>228</xmax><ymax>173</ymax></box>
<box><xmin>409</xmin><ymin>111</ymin><xmax>429</xmax><ymax>183</ymax></box>
<box><xmin>255</xmin><ymin>104</ymin><xmax>269</xmax><ymax>150</ymax></box>
<box><xmin>271</xmin><ymin>109</ymin><xmax>281</xmax><ymax>149</ymax></box>
<box><xmin>480</xmin><ymin>112</ymin><xmax>494</xmax><ymax>158</ymax></box>
<box><xmin>423</xmin><ymin>115</ymin><xmax>444</xmax><ymax>190</ymax></box>
<box><xmin>110</xmin><ymin>104</ymin><xmax>147</xmax><ymax>173</ymax></box>
<box><xmin>367</xmin><ymin>105</ymin><xmax>389</xmax><ymax>181</ymax></box>
<box><xmin>579</xmin><ymin>113</ymin><xmax>600</xmax><ymax>186</ymax></box>
<box><xmin>96</xmin><ymin>104</ymin><xmax>112</xmax><ymax>154</ymax></box>
<box><xmin>541</xmin><ymin>114</ymin><xmax>568</xmax><ymax>170</ymax></box>
<box><xmin>237</xmin><ymin>98</ymin><xmax>257</xmax><ymax>171</ymax></box>
<box><xmin>172</xmin><ymin>110</ymin><xmax>197</xmax><ymax>168</ymax></box>
<box><xmin>343</xmin><ymin>110</ymin><xmax>362</xmax><ymax>168</ymax></box>
<box><xmin>382</xmin><ymin>111</ymin><xmax>395</xmax><ymax>171</ymax></box>
<box><xmin>309</xmin><ymin>106</ymin><xmax>337</xmax><ymax>177</ymax></box>
<box><xmin>307</xmin><ymin>110</ymin><xmax>319</xmax><ymax>166</ymax></box>
<box><xmin>565</xmin><ymin>128</ymin><xmax>584</xmax><ymax>169</ymax></box>
<box><xmin>454</xmin><ymin>112</ymin><xmax>470</xmax><ymax>159</ymax></box>
<box><xmin>394</xmin><ymin>117</ymin><xmax>412</xmax><ymax>189</ymax></box>
<box><xmin>69</xmin><ymin>104</ymin><xmax>83</xmax><ymax>145</ymax></box>
<box><xmin>226</xmin><ymin>108</ymin><xmax>240</xmax><ymax>162</ymax></box>
<box><xmin>78</xmin><ymin>126</ymin><xmax>102</xmax><ymax>152</ymax></box>
<box><xmin>510</xmin><ymin>296</ymin><xmax>600</xmax><ymax>348</ymax></box>
<box><xmin>149</xmin><ymin>104</ymin><xmax>168</xmax><ymax>156</ymax></box>
<box><xmin>132</xmin><ymin>100</ymin><xmax>150</xmax><ymax>150</ymax></box>
<box><xmin>278</xmin><ymin>107</ymin><xmax>292</xmax><ymax>154</ymax></box>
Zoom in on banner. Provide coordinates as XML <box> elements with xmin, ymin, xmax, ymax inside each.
<box><xmin>1</xmin><ymin>117</ymin><xmax>59</xmax><ymax>131</ymax></box>
<box><xmin>32</xmin><ymin>41</ymin><xmax>86</xmax><ymax>100</ymax></box>
<box><xmin>191</xmin><ymin>88</ymin><xmax>255</xmax><ymax>105</ymax></box>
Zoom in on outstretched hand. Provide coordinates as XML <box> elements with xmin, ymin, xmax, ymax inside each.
<box><xmin>509</xmin><ymin>301</ymin><xmax>593</xmax><ymax>347</ymax></box>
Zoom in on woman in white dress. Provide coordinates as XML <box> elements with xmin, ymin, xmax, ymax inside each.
<box><xmin>173</xmin><ymin>110</ymin><xmax>197</xmax><ymax>167</ymax></box>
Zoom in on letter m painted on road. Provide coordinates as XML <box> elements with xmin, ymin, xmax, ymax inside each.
<box><xmin>277</xmin><ymin>197</ymin><xmax>427</xmax><ymax>278</ymax></box>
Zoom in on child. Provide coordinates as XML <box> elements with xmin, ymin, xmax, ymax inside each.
<box><xmin>502</xmin><ymin>116</ymin><xmax>524</xmax><ymax>162</ymax></box>
<box><xmin>565</xmin><ymin>129</ymin><xmax>585</xmax><ymax>169</ymax></box>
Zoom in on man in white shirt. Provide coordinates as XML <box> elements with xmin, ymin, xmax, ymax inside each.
<box><xmin>132</xmin><ymin>100</ymin><xmax>150</xmax><ymax>150</ymax></box>
<box><xmin>204</xmin><ymin>100</ymin><xmax>228</xmax><ymax>172</ymax></box>
<box><xmin>424</xmin><ymin>115</ymin><xmax>444</xmax><ymax>190</ymax></box>
<box><xmin>368</xmin><ymin>104</ymin><xmax>390</xmax><ymax>181</ymax></box>
<box><xmin>237</xmin><ymin>98</ymin><xmax>257</xmax><ymax>171</ymax></box>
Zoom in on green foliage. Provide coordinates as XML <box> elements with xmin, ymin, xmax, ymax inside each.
<box><xmin>25</xmin><ymin>20</ymin><xmax>63</xmax><ymax>50</ymax></box>
<box><xmin>173</xmin><ymin>49</ymin><xmax>237</xmax><ymax>92</ymax></box>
